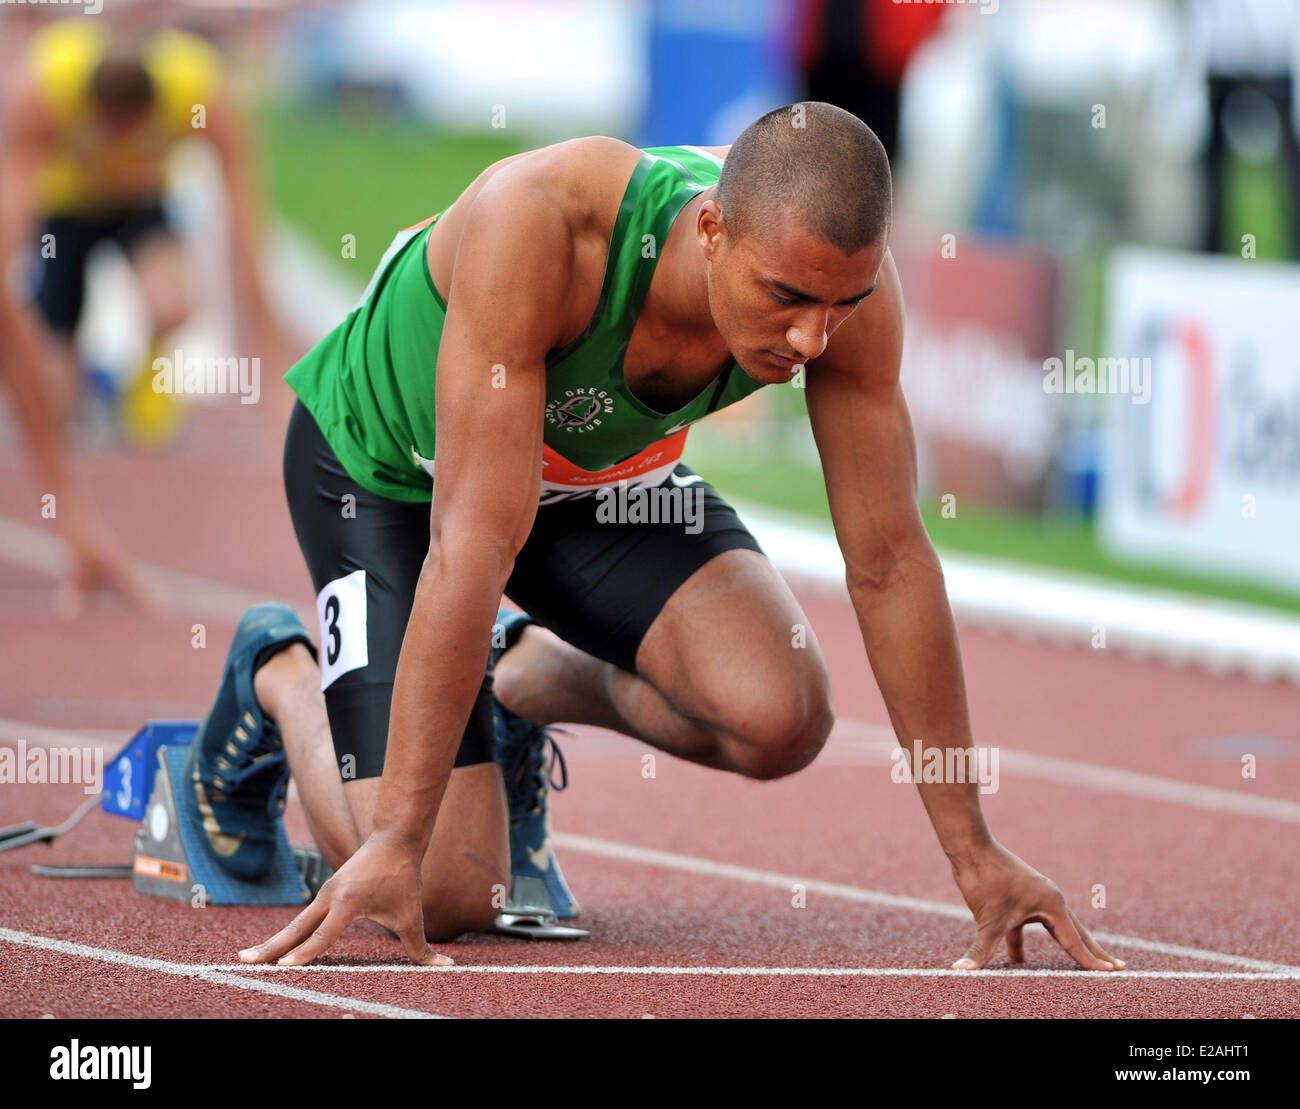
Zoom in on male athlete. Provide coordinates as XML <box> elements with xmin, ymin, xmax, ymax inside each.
<box><xmin>0</xmin><ymin>18</ymin><xmax>292</xmax><ymax>444</ymax></box>
<box><xmin>211</xmin><ymin>103</ymin><xmax>1122</xmax><ymax>971</ymax></box>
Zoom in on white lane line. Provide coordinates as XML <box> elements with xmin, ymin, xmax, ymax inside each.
<box><xmin>552</xmin><ymin>833</ymin><xmax>1300</xmax><ymax>975</ymax></box>
<box><xmin>832</xmin><ymin>719</ymin><xmax>1300</xmax><ymax>824</ymax></box>
<box><xmin>4</xmin><ymin>517</ymin><xmax>1296</xmax><ymax>970</ymax></box>
<box><xmin>5</xmin><ymin>707</ymin><xmax>1297</xmax><ymax>830</ymax></box>
<box><xmin>196</xmin><ymin>964</ymin><xmax>1300</xmax><ymax>981</ymax></box>
<box><xmin>0</xmin><ymin>717</ymin><xmax>130</xmax><ymax>750</ymax></box>
<box><xmin>0</xmin><ymin>516</ymin><xmax>308</xmax><ymax>625</ymax></box>
<box><xmin>5</xmin><ymin>511</ymin><xmax>1297</xmax><ymax>822</ymax></box>
<box><xmin>0</xmin><ymin>927</ymin><xmax>443</xmax><ymax>1019</ymax></box>
<box><xmin>1005</xmin><ymin>747</ymin><xmax>1300</xmax><ymax>823</ymax></box>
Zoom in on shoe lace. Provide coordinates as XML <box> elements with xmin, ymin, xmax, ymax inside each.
<box><xmin>502</xmin><ymin>714</ymin><xmax>569</xmax><ymax>823</ymax></box>
<box><xmin>220</xmin><ymin>719</ymin><xmax>289</xmax><ymax>813</ymax></box>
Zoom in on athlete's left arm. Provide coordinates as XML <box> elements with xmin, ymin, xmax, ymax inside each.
<box><xmin>806</xmin><ymin>252</ymin><xmax>1123</xmax><ymax>973</ymax></box>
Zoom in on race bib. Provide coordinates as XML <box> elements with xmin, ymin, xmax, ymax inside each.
<box><xmin>316</xmin><ymin>570</ymin><xmax>368</xmax><ymax>690</ymax></box>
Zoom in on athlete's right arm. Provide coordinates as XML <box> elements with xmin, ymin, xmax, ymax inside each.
<box><xmin>0</xmin><ymin>82</ymin><xmax>47</xmax><ymax>275</ymax></box>
<box><xmin>0</xmin><ymin>84</ymin><xmax>148</xmax><ymax>612</ymax></box>
<box><xmin>241</xmin><ymin>171</ymin><xmax>575</xmax><ymax>967</ymax></box>
<box><xmin>376</xmin><ymin>172</ymin><xmax>566</xmax><ymax>860</ymax></box>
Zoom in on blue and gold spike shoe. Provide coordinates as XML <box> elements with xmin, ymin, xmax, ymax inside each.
<box><xmin>184</xmin><ymin>604</ymin><xmax>315</xmax><ymax>881</ymax></box>
<box><xmin>491</xmin><ymin>609</ymin><xmax>581</xmax><ymax>920</ymax></box>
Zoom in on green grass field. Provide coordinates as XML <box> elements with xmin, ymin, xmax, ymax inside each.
<box><xmin>255</xmin><ymin>99</ymin><xmax>1300</xmax><ymax>616</ymax></box>
<box><xmin>256</xmin><ymin>100</ymin><xmax>525</xmax><ymax>272</ymax></box>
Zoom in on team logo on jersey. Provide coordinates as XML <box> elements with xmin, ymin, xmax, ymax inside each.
<box><xmin>546</xmin><ymin>388</ymin><xmax>615</xmax><ymax>433</ymax></box>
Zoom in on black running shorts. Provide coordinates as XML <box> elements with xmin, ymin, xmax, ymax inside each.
<box><xmin>282</xmin><ymin>401</ymin><xmax>762</xmax><ymax>779</ymax></box>
<box><xmin>30</xmin><ymin>202</ymin><xmax>173</xmax><ymax>336</ymax></box>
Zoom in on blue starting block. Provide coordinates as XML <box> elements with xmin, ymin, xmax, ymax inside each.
<box><xmin>132</xmin><ymin>744</ymin><xmax>309</xmax><ymax>907</ymax></box>
<box><xmin>0</xmin><ymin>720</ymin><xmax>198</xmax><ymax>857</ymax></box>
<box><xmin>7</xmin><ymin>720</ymin><xmax>313</xmax><ymax>906</ymax></box>
<box><xmin>102</xmin><ymin>721</ymin><xmax>199</xmax><ymax>821</ymax></box>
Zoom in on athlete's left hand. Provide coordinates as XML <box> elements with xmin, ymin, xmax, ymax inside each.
<box><xmin>949</xmin><ymin>840</ymin><xmax>1125</xmax><ymax>971</ymax></box>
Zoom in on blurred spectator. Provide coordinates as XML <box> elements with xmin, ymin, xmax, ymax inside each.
<box><xmin>1190</xmin><ymin>0</ymin><xmax>1300</xmax><ymax>255</ymax></box>
<box><xmin>794</xmin><ymin>0</ymin><xmax>946</xmax><ymax>160</ymax></box>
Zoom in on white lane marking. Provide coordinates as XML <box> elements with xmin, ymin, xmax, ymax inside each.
<box><xmin>552</xmin><ymin>833</ymin><xmax>1300</xmax><ymax>974</ymax></box>
<box><xmin>4</xmin><ymin>512</ymin><xmax>1296</xmax><ymax>821</ymax></box>
<box><xmin>831</xmin><ymin>719</ymin><xmax>1300</xmax><ymax>824</ymax></box>
<box><xmin>0</xmin><ymin>927</ymin><xmax>443</xmax><ymax>1019</ymax></box>
<box><xmin>0</xmin><ymin>516</ymin><xmax>309</xmax><ymax>625</ymax></box>
<box><xmin>4</xmin><ymin>708</ymin><xmax>1297</xmax><ymax>830</ymax></box>
<box><xmin>0</xmin><ymin>718</ymin><xmax>129</xmax><ymax>750</ymax></box>
<box><xmin>197</xmin><ymin>964</ymin><xmax>1300</xmax><ymax>980</ymax></box>
<box><xmin>4</xmin><ymin>516</ymin><xmax>1296</xmax><ymax>970</ymax></box>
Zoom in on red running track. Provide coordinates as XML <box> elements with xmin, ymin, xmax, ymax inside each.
<box><xmin>1</xmin><ymin>406</ymin><xmax>1298</xmax><ymax>1018</ymax></box>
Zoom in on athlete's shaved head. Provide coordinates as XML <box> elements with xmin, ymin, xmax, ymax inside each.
<box><xmin>717</xmin><ymin>102</ymin><xmax>891</xmax><ymax>253</ymax></box>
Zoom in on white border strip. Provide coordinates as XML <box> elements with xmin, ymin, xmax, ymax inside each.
<box><xmin>739</xmin><ymin>503</ymin><xmax>1300</xmax><ymax>684</ymax></box>
<box><xmin>0</xmin><ymin>927</ymin><xmax>443</xmax><ymax>1019</ymax></box>
<box><xmin>198</xmin><ymin>963</ymin><xmax>1300</xmax><ymax>981</ymax></box>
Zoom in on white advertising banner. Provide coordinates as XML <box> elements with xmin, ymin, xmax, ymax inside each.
<box><xmin>1099</xmin><ymin>247</ymin><xmax>1300</xmax><ymax>593</ymax></box>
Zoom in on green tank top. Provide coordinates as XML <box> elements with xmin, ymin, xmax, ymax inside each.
<box><xmin>285</xmin><ymin>145</ymin><xmax>766</xmax><ymax>504</ymax></box>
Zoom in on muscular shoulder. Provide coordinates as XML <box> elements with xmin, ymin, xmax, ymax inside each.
<box><xmin>17</xmin><ymin>20</ymin><xmax>101</xmax><ymax>127</ymax></box>
<box><xmin>459</xmin><ymin>136</ymin><xmax>642</xmax><ymax>236</ymax></box>
<box><xmin>428</xmin><ymin>136</ymin><xmax>646</xmax><ymax>346</ymax></box>
<box><xmin>1</xmin><ymin>72</ymin><xmax>55</xmax><ymax>151</ymax></box>
<box><xmin>144</xmin><ymin>29</ymin><xmax>224</xmax><ymax>133</ymax></box>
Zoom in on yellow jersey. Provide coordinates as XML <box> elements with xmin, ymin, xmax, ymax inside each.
<box><xmin>28</xmin><ymin>20</ymin><xmax>223</xmax><ymax>215</ymax></box>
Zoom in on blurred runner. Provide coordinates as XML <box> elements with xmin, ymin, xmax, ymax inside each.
<box><xmin>0</xmin><ymin>268</ymin><xmax>149</xmax><ymax>614</ymax></box>
<box><xmin>0</xmin><ymin>17</ymin><xmax>292</xmax><ymax>448</ymax></box>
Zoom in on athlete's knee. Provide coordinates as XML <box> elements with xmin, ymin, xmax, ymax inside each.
<box><xmin>147</xmin><ymin>286</ymin><xmax>191</xmax><ymax>337</ymax></box>
<box><xmin>133</xmin><ymin>248</ymin><xmax>191</xmax><ymax>336</ymax></box>
<box><xmin>722</xmin><ymin>682</ymin><xmax>834</xmax><ymax>781</ymax></box>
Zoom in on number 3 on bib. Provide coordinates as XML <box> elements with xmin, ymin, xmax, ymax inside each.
<box><xmin>316</xmin><ymin>569</ymin><xmax>369</xmax><ymax>689</ymax></box>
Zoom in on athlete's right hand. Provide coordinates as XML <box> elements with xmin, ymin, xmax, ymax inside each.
<box><xmin>238</xmin><ymin>834</ymin><xmax>452</xmax><ymax>967</ymax></box>
<box><xmin>55</xmin><ymin>508</ymin><xmax>156</xmax><ymax>618</ymax></box>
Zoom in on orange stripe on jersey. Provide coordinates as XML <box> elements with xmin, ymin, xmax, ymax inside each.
<box><xmin>401</xmin><ymin>213</ymin><xmax>440</xmax><ymax>233</ymax></box>
<box><xmin>541</xmin><ymin>429</ymin><xmax>688</xmax><ymax>487</ymax></box>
